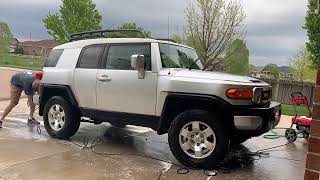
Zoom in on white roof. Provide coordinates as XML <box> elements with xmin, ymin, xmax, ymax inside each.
<box><xmin>54</xmin><ymin>38</ymin><xmax>194</xmax><ymax>50</ymax></box>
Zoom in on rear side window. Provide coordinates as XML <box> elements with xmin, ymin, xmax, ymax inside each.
<box><xmin>44</xmin><ymin>49</ymin><xmax>64</xmax><ymax>67</ymax></box>
<box><xmin>78</xmin><ymin>45</ymin><xmax>104</xmax><ymax>69</ymax></box>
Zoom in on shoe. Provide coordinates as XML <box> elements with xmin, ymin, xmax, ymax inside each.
<box><xmin>27</xmin><ymin>118</ymin><xmax>40</xmax><ymax>125</ymax></box>
<box><xmin>0</xmin><ymin>121</ymin><xmax>2</xmax><ymax>128</ymax></box>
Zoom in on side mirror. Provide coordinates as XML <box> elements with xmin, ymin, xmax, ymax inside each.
<box><xmin>131</xmin><ymin>54</ymin><xmax>145</xmax><ymax>79</ymax></box>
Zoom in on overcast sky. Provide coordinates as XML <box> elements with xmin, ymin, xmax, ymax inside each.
<box><xmin>0</xmin><ymin>0</ymin><xmax>309</xmax><ymax>66</ymax></box>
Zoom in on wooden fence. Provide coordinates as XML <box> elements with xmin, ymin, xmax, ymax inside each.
<box><xmin>258</xmin><ymin>77</ymin><xmax>315</xmax><ymax>105</ymax></box>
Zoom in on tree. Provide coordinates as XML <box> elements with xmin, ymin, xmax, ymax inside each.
<box><xmin>263</xmin><ymin>64</ymin><xmax>279</xmax><ymax>79</ymax></box>
<box><xmin>43</xmin><ymin>0</ymin><xmax>102</xmax><ymax>43</ymax></box>
<box><xmin>224</xmin><ymin>39</ymin><xmax>249</xmax><ymax>75</ymax></box>
<box><xmin>290</xmin><ymin>47</ymin><xmax>317</xmax><ymax>82</ymax></box>
<box><xmin>171</xmin><ymin>32</ymin><xmax>184</xmax><ymax>44</ymax></box>
<box><xmin>185</xmin><ymin>0</ymin><xmax>246</xmax><ymax>70</ymax></box>
<box><xmin>118</xmin><ymin>23</ymin><xmax>151</xmax><ymax>38</ymax></box>
<box><xmin>249</xmin><ymin>64</ymin><xmax>256</xmax><ymax>73</ymax></box>
<box><xmin>0</xmin><ymin>22</ymin><xmax>13</xmax><ymax>61</ymax></box>
<box><xmin>305</xmin><ymin>0</ymin><xmax>320</xmax><ymax>66</ymax></box>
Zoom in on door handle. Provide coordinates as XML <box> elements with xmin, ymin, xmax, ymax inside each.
<box><xmin>97</xmin><ymin>75</ymin><xmax>112</xmax><ymax>82</ymax></box>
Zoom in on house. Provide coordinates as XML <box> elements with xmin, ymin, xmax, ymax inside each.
<box><xmin>15</xmin><ymin>40</ymin><xmax>58</xmax><ymax>57</ymax></box>
<box><xmin>8</xmin><ymin>38</ymin><xmax>19</xmax><ymax>53</ymax></box>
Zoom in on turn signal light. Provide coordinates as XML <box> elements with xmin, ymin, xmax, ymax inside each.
<box><xmin>226</xmin><ymin>89</ymin><xmax>253</xmax><ymax>100</ymax></box>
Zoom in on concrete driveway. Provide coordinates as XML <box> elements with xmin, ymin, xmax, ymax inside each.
<box><xmin>0</xmin><ymin>68</ymin><xmax>307</xmax><ymax>180</ymax></box>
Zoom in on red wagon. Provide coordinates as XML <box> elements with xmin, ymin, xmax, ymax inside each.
<box><xmin>285</xmin><ymin>92</ymin><xmax>312</xmax><ymax>143</ymax></box>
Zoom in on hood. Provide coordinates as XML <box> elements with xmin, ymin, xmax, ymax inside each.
<box><xmin>171</xmin><ymin>69</ymin><xmax>262</xmax><ymax>83</ymax></box>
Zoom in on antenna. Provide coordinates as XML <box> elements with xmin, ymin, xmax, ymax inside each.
<box><xmin>167</xmin><ymin>16</ymin><xmax>171</xmax><ymax>75</ymax></box>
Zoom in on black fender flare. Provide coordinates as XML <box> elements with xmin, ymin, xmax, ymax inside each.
<box><xmin>39</xmin><ymin>84</ymin><xmax>78</xmax><ymax>116</ymax></box>
<box><xmin>157</xmin><ymin>92</ymin><xmax>232</xmax><ymax>135</ymax></box>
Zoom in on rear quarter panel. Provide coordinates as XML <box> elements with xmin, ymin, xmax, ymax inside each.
<box><xmin>42</xmin><ymin>48</ymin><xmax>82</xmax><ymax>100</ymax></box>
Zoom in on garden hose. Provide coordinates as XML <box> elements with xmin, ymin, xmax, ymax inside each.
<box><xmin>263</xmin><ymin>130</ymin><xmax>282</xmax><ymax>139</ymax></box>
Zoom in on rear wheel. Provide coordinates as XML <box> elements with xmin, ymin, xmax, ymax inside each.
<box><xmin>43</xmin><ymin>96</ymin><xmax>80</xmax><ymax>138</ymax></box>
<box><xmin>168</xmin><ymin>110</ymin><xmax>229</xmax><ymax>169</ymax></box>
<box><xmin>285</xmin><ymin>128</ymin><xmax>297</xmax><ymax>143</ymax></box>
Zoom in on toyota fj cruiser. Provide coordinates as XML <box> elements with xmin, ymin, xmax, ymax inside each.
<box><xmin>39</xmin><ymin>29</ymin><xmax>281</xmax><ymax>169</ymax></box>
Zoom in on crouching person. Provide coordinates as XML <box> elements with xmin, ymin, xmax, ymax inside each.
<box><xmin>0</xmin><ymin>71</ymin><xmax>42</xmax><ymax>128</ymax></box>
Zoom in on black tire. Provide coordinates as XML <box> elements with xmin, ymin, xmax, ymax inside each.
<box><xmin>285</xmin><ymin>128</ymin><xmax>297</xmax><ymax>143</ymax></box>
<box><xmin>230</xmin><ymin>136</ymin><xmax>251</xmax><ymax>146</ymax></box>
<box><xmin>43</xmin><ymin>96</ymin><xmax>80</xmax><ymax>139</ymax></box>
<box><xmin>168</xmin><ymin>110</ymin><xmax>229</xmax><ymax>169</ymax></box>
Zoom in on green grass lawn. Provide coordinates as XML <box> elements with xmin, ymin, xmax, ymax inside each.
<box><xmin>281</xmin><ymin>104</ymin><xmax>311</xmax><ymax>116</ymax></box>
<box><xmin>0</xmin><ymin>54</ymin><xmax>44</xmax><ymax>70</ymax></box>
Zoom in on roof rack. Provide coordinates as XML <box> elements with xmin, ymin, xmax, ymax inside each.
<box><xmin>69</xmin><ymin>29</ymin><xmax>146</xmax><ymax>42</ymax></box>
<box><xmin>155</xmin><ymin>38</ymin><xmax>177</xmax><ymax>43</ymax></box>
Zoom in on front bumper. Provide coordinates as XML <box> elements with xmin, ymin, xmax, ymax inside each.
<box><xmin>232</xmin><ymin>101</ymin><xmax>281</xmax><ymax>137</ymax></box>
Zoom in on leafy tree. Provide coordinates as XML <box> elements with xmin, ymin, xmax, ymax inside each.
<box><xmin>14</xmin><ymin>46</ymin><xmax>24</xmax><ymax>54</ymax></box>
<box><xmin>0</xmin><ymin>22</ymin><xmax>13</xmax><ymax>61</ymax></box>
<box><xmin>263</xmin><ymin>64</ymin><xmax>280</xmax><ymax>79</ymax></box>
<box><xmin>118</xmin><ymin>23</ymin><xmax>151</xmax><ymax>38</ymax></box>
<box><xmin>171</xmin><ymin>32</ymin><xmax>184</xmax><ymax>44</ymax></box>
<box><xmin>43</xmin><ymin>0</ymin><xmax>102</xmax><ymax>43</ymax></box>
<box><xmin>185</xmin><ymin>0</ymin><xmax>246</xmax><ymax>70</ymax></box>
<box><xmin>249</xmin><ymin>64</ymin><xmax>256</xmax><ymax>73</ymax></box>
<box><xmin>305</xmin><ymin>0</ymin><xmax>320</xmax><ymax>66</ymax></box>
<box><xmin>224</xmin><ymin>39</ymin><xmax>249</xmax><ymax>75</ymax></box>
<box><xmin>290</xmin><ymin>47</ymin><xmax>316</xmax><ymax>82</ymax></box>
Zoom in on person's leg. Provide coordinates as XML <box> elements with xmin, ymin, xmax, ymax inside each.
<box><xmin>26</xmin><ymin>95</ymin><xmax>40</xmax><ymax>124</ymax></box>
<box><xmin>29</xmin><ymin>98</ymin><xmax>36</xmax><ymax>119</ymax></box>
<box><xmin>0</xmin><ymin>84</ymin><xmax>22</xmax><ymax>121</ymax></box>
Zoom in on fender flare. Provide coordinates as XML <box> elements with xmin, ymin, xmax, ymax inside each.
<box><xmin>39</xmin><ymin>84</ymin><xmax>78</xmax><ymax>116</ymax></box>
<box><xmin>157</xmin><ymin>92</ymin><xmax>232</xmax><ymax>135</ymax></box>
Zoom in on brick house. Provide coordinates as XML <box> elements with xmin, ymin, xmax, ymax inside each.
<box><xmin>305</xmin><ymin>70</ymin><xmax>320</xmax><ymax>180</ymax></box>
<box><xmin>16</xmin><ymin>40</ymin><xmax>58</xmax><ymax>57</ymax></box>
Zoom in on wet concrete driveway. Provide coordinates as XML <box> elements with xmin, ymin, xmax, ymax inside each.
<box><xmin>0</xmin><ymin>99</ymin><xmax>307</xmax><ymax>180</ymax></box>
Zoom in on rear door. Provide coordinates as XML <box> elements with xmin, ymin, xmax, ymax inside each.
<box><xmin>96</xmin><ymin>43</ymin><xmax>157</xmax><ymax>115</ymax></box>
<box><xmin>73</xmin><ymin>45</ymin><xmax>105</xmax><ymax>108</ymax></box>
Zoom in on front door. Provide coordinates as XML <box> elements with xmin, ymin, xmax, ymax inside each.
<box><xmin>96</xmin><ymin>44</ymin><xmax>157</xmax><ymax>115</ymax></box>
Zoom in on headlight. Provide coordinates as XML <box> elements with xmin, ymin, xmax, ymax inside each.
<box><xmin>226</xmin><ymin>89</ymin><xmax>253</xmax><ymax>100</ymax></box>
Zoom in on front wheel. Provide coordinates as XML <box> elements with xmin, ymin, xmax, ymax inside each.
<box><xmin>43</xmin><ymin>96</ymin><xmax>80</xmax><ymax>139</ymax></box>
<box><xmin>168</xmin><ymin>110</ymin><xmax>229</xmax><ymax>169</ymax></box>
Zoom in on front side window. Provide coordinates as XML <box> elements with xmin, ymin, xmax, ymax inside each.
<box><xmin>159</xmin><ymin>43</ymin><xmax>203</xmax><ymax>70</ymax></box>
<box><xmin>78</xmin><ymin>46</ymin><xmax>104</xmax><ymax>69</ymax></box>
<box><xmin>106</xmin><ymin>44</ymin><xmax>151</xmax><ymax>70</ymax></box>
<box><xmin>44</xmin><ymin>49</ymin><xmax>64</xmax><ymax>67</ymax></box>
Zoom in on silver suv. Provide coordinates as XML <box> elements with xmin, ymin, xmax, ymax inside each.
<box><xmin>39</xmin><ymin>29</ymin><xmax>281</xmax><ymax>169</ymax></box>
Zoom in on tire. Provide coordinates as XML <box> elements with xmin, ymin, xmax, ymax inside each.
<box><xmin>285</xmin><ymin>128</ymin><xmax>297</xmax><ymax>143</ymax></box>
<box><xmin>168</xmin><ymin>109</ymin><xmax>229</xmax><ymax>169</ymax></box>
<box><xmin>43</xmin><ymin>96</ymin><xmax>80</xmax><ymax>139</ymax></box>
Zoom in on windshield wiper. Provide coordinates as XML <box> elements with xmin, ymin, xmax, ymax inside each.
<box><xmin>188</xmin><ymin>58</ymin><xmax>200</xmax><ymax>70</ymax></box>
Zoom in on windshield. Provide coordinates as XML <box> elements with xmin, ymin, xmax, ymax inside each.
<box><xmin>159</xmin><ymin>43</ymin><xmax>203</xmax><ymax>70</ymax></box>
